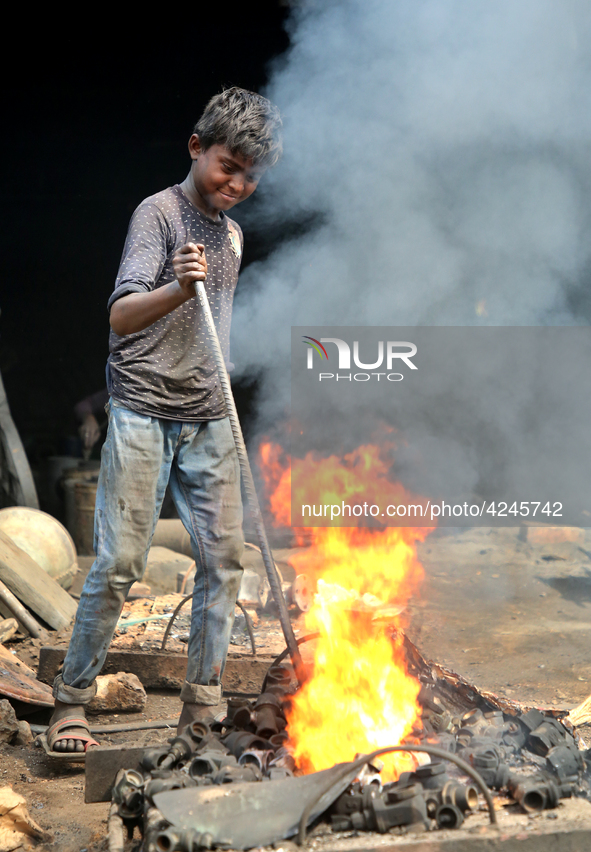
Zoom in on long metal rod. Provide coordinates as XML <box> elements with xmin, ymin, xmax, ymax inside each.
<box><xmin>194</xmin><ymin>281</ymin><xmax>303</xmax><ymax>681</ymax></box>
<box><xmin>31</xmin><ymin>718</ymin><xmax>179</xmax><ymax>735</ymax></box>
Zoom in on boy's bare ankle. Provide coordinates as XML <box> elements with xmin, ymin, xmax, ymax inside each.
<box><xmin>51</xmin><ymin>699</ymin><xmax>87</xmax><ymax>723</ymax></box>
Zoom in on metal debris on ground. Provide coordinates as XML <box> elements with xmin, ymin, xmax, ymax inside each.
<box><xmin>0</xmin><ymin>643</ymin><xmax>54</xmax><ymax>707</ymax></box>
<box><xmin>101</xmin><ymin>638</ymin><xmax>591</xmax><ymax>852</ymax></box>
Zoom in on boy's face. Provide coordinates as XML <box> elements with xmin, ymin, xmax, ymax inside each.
<box><xmin>187</xmin><ymin>135</ymin><xmax>265</xmax><ymax>220</ymax></box>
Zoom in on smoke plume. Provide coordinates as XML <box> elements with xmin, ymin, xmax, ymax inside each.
<box><xmin>230</xmin><ymin>0</ymin><xmax>591</xmax><ymax>515</ymax></box>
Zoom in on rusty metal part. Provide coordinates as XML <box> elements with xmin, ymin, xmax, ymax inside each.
<box><xmin>297</xmin><ymin>745</ymin><xmax>497</xmax><ymax>845</ymax></box>
<box><xmin>226</xmin><ymin>697</ymin><xmax>251</xmax><ymax>725</ymax></box>
<box><xmin>189</xmin><ymin>752</ymin><xmax>237</xmax><ymax>779</ymax></box>
<box><xmin>410</xmin><ymin>761</ymin><xmax>446</xmax><ymax>789</ymax></box>
<box><xmin>158</xmin><ymin>593</ymin><xmax>256</xmax><ymax>656</ymax></box>
<box><xmin>547</xmin><ymin>743</ymin><xmax>586</xmax><ymax>781</ymax></box>
<box><xmin>334</xmin><ymin>762</ymin><xmax>478</xmax><ymax>834</ymax></box>
<box><xmin>516</xmin><ymin>708</ymin><xmax>546</xmax><ymax>733</ymax></box>
<box><xmin>508</xmin><ymin>773</ymin><xmax>568</xmax><ymax>813</ymax></box>
<box><xmin>231</xmin><ymin>701</ymin><xmax>254</xmax><ymax>729</ymax></box>
<box><xmin>154</xmin><ymin>827</ymin><xmax>214</xmax><ymax>852</ymax></box>
<box><xmin>222</xmin><ymin>730</ymin><xmax>273</xmax><ymax>759</ymax></box>
<box><xmin>159</xmin><ymin>593</ymin><xmax>191</xmax><ymax>652</ymax></box>
<box><xmin>263</xmin><ymin>665</ymin><xmax>293</xmax><ymax>697</ymax></box>
<box><xmin>159</xmin><ymin>731</ymin><xmax>197</xmax><ymax>770</ymax></box>
<box><xmin>186</xmin><ymin>719</ymin><xmax>212</xmax><ymax>743</ymax></box>
<box><xmin>332</xmin><ymin>782</ymin><xmax>428</xmax><ymax>833</ymax></box>
<box><xmin>107</xmin><ymin>801</ymin><xmax>125</xmax><ymax>852</ymax></box>
<box><xmin>460</xmin><ymin>707</ymin><xmax>506</xmax><ymax>739</ymax></box>
<box><xmin>252</xmin><ymin>692</ymin><xmax>284</xmax><ymax>739</ymax></box>
<box><xmin>528</xmin><ymin>717</ymin><xmax>576</xmax><ymax>756</ymax></box>
<box><xmin>436</xmin><ymin>802</ymin><xmax>464</xmax><ymax>830</ymax></box>
<box><xmin>145</xmin><ymin>773</ymin><xmax>199</xmax><ymax>806</ymax></box>
<box><xmin>466</xmin><ymin>747</ymin><xmax>511</xmax><ymax>790</ymax></box>
<box><xmin>0</xmin><ymin>642</ymin><xmax>53</xmax><ymax>706</ymax></box>
<box><xmin>144</xmin><ymin>806</ymin><xmax>171</xmax><ymax>845</ymax></box>
<box><xmin>285</xmin><ymin>574</ymin><xmax>313</xmax><ymax>613</ymax></box>
<box><xmin>213</xmin><ymin>763</ymin><xmax>262</xmax><ymax>784</ymax></box>
<box><xmin>238</xmin><ymin>748</ymin><xmax>274</xmax><ymax>772</ymax></box>
<box><xmin>142</xmin><ymin>721</ymin><xmax>232</xmax><ymax>775</ymax></box>
<box><xmin>269</xmin><ymin>746</ymin><xmax>296</xmax><ymax>772</ymax></box>
<box><xmin>236</xmin><ymin>601</ymin><xmax>257</xmax><ymax>655</ymax></box>
<box><xmin>269</xmin><ymin>731</ymin><xmax>289</xmax><ymax>748</ymax></box>
<box><xmin>112</xmin><ymin>768</ymin><xmax>145</xmax><ymax>818</ymax></box>
<box><xmin>440</xmin><ymin>780</ymin><xmax>479</xmax><ymax>812</ymax></box>
<box><xmin>194</xmin><ymin>281</ymin><xmax>302</xmax><ymax>681</ymax></box>
<box><xmin>141</xmin><ymin>748</ymin><xmax>172</xmax><ymax>772</ymax></box>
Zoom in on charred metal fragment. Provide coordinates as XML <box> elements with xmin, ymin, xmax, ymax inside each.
<box><xmin>528</xmin><ymin>716</ymin><xmax>576</xmax><ymax>756</ymax></box>
<box><xmin>508</xmin><ymin>772</ymin><xmax>572</xmax><ymax>813</ymax></box>
<box><xmin>112</xmin><ymin>768</ymin><xmax>145</xmax><ymax>819</ymax></box>
<box><xmin>546</xmin><ymin>743</ymin><xmax>586</xmax><ymax>782</ymax></box>
<box><xmin>151</xmin><ymin>762</ymin><xmax>361</xmax><ymax>849</ymax></box>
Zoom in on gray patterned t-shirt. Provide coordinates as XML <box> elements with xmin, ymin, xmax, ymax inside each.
<box><xmin>106</xmin><ymin>185</ymin><xmax>243</xmax><ymax>421</ymax></box>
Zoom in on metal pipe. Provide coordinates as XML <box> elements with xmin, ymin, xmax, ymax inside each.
<box><xmin>158</xmin><ymin>593</ymin><xmax>256</xmax><ymax>656</ymax></box>
<box><xmin>107</xmin><ymin>802</ymin><xmax>125</xmax><ymax>852</ymax></box>
<box><xmin>194</xmin><ymin>281</ymin><xmax>303</xmax><ymax>681</ymax></box>
<box><xmin>152</xmin><ymin>518</ymin><xmax>193</xmax><ymax>557</ymax></box>
<box><xmin>30</xmin><ymin>718</ymin><xmax>180</xmax><ymax>735</ymax></box>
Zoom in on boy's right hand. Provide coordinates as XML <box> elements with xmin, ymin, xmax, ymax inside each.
<box><xmin>173</xmin><ymin>242</ymin><xmax>208</xmax><ymax>297</ymax></box>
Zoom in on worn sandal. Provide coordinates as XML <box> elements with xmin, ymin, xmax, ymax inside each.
<box><xmin>40</xmin><ymin>717</ymin><xmax>100</xmax><ymax>761</ymax></box>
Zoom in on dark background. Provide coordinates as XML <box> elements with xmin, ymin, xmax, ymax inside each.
<box><xmin>0</xmin><ymin>10</ymin><xmax>291</xmax><ymax>479</ymax></box>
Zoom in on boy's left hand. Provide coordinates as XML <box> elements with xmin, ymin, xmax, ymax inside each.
<box><xmin>173</xmin><ymin>243</ymin><xmax>208</xmax><ymax>297</ymax></box>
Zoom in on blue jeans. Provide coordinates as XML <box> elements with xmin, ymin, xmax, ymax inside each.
<box><xmin>54</xmin><ymin>399</ymin><xmax>244</xmax><ymax>706</ymax></box>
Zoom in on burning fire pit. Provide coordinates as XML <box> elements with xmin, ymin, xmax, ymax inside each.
<box><xmin>107</xmin><ymin>635</ymin><xmax>591</xmax><ymax>851</ymax></box>
<box><xmin>106</xmin><ymin>442</ymin><xmax>591</xmax><ymax>849</ymax></box>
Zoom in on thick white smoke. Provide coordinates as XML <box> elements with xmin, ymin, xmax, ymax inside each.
<box><xmin>230</xmin><ymin>0</ymin><xmax>591</xmax><ymax>508</ymax></box>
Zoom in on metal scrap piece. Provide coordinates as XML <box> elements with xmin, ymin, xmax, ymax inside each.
<box><xmin>0</xmin><ymin>643</ymin><xmax>53</xmax><ymax>706</ymax></box>
<box><xmin>153</xmin><ymin>762</ymin><xmax>361</xmax><ymax>849</ymax></box>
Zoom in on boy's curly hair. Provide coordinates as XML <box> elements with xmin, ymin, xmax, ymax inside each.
<box><xmin>195</xmin><ymin>87</ymin><xmax>283</xmax><ymax>169</ymax></box>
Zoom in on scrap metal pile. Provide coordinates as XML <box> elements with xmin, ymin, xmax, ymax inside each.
<box><xmin>107</xmin><ymin>658</ymin><xmax>591</xmax><ymax>852</ymax></box>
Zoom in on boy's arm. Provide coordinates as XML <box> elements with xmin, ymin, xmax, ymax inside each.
<box><xmin>110</xmin><ymin>243</ymin><xmax>207</xmax><ymax>336</ymax></box>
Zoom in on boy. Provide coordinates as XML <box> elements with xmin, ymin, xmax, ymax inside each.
<box><xmin>47</xmin><ymin>88</ymin><xmax>282</xmax><ymax>753</ymax></box>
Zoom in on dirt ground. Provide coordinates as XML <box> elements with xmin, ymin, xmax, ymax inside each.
<box><xmin>411</xmin><ymin>525</ymin><xmax>591</xmax><ymax>711</ymax></box>
<box><xmin>3</xmin><ymin>525</ymin><xmax>591</xmax><ymax>851</ymax></box>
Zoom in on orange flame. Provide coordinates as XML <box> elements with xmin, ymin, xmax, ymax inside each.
<box><xmin>258</xmin><ymin>440</ymin><xmax>435</xmax><ymax>781</ymax></box>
